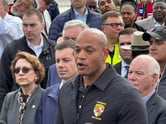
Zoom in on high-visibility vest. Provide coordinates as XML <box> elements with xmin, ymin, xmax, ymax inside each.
<box><xmin>105</xmin><ymin>44</ymin><xmax>122</xmax><ymax>65</ymax></box>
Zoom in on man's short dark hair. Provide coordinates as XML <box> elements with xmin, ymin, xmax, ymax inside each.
<box><xmin>23</xmin><ymin>8</ymin><xmax>43</xmax><ymax>23</ymax></box>
<box><xmin>120</xmin><ymin>0</ymin><xmax>137</xmax><ymax>13</ymax></box>
<box><xmin>118</xmin><ymin>28</ymin><xmax>137</xmax><ymax>43</ymax></box>
<box><xmin>55</xmin><ymin>40</ymin><xmax>76</xmax><ymax>53</ymax></box>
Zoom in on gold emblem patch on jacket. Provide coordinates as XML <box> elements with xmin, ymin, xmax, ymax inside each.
<box><xmin>91</xmin><ymin>101</ymin><xmax>106</xmax><ymax>120</ymax></box>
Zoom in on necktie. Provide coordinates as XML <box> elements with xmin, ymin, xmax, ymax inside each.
<box><xmin>124</xmin><ymin>65</ymin><xmax>129</xmax><ymax>78</ymax></box>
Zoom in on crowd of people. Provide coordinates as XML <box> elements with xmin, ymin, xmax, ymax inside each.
<box><xmin>0</xmin><ymin>0</ymin><xmax>166</xmax><ymax>124</ymax></box>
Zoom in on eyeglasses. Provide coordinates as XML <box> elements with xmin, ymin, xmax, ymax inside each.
<box><xmin>14</xmin><ymin>67</ymin><xmax>33</xmax><ymax>74</ymax></box>
<box><xmin>102</xmin><ymin>23</ymin><xmax>125</xmax><ymax>28</ymax></box>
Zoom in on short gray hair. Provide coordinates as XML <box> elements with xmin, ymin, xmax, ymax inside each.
<box><xmin>62</xmin><ymin>20</ymin><xmax>89</xmax><ymax>36</ymax></box>
<box><xmin>134</xmin><ymin>55</ymin><xmax>160</xmax><ymax>78</ymax></box>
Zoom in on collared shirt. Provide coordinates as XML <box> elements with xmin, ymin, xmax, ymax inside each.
<box><xmin>143</xmin><ymin>90</ymin><xmax>155</xmax><ymax>104</ymax></box>
<box><xmin>153</xmin><ymin>18</ymin><xmax>165</xmax><ymax>28</ymax></box>
<box><xmin>0</xmin><ymin>13</ymin><xmax>23</xmax><ymax>58</ymax></box>
<box><xmin>56</xmin><ymin>64</ymin><xmax>148</xmax><ymax>124</ymax></box>
<box><xmin>73</xmin><ymin>7</ymin><xmax>88</xmax><ymax>23</ymax></box>
<box><xmin>59</xmin><ymin>80</ymin><xmax>64</xmax><ymax>90</ymax></box>
<box><xmin>121</xmin><ymin>60</ymin><xmax>129</xmax><ymax>77</ymax></box>
<box><xmin>27</xmin><ymin>36</ymin><xmax>44</xmax><ymax>58</ymax></box>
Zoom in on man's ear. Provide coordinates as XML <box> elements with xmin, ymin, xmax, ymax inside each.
<box><xmin>152</xmin><ymin>73</ymin><xmax>158</xmax><ymax>85</ymax></box>
<box><xmin>41</xmin><ymin>23</ymin><xmax>45</xmax><ymax>30</ymax></box>
<box><xmin>5</xmin><ymin>6</ymin><xmax>9</xmax><ymax>13</ymax></box>
<box><xmin>101</xmin><ymin>24</ymin><xmax>105</xmax><ymax>31</ymax></box>
<box><xmin>103</xmin><ymin>48</ymin><xmax>109</xmax><ymax>60</ymax></box>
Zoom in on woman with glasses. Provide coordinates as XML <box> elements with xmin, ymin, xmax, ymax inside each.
<box><xmin>0</xmin><ymin>52</ymin><xmax>45</xmax><ymax>124</ymax></box>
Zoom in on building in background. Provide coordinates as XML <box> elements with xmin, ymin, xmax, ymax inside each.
<box><xmin>7</xmin><ymin>0</ymin><xmax>71</xmax><ymax>13</ymax></box>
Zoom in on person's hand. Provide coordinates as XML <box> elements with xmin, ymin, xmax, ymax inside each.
<box><xmin>137</xmin><ymin>16</ymin><xmax>143</xmax><ymax>20</ymax></box>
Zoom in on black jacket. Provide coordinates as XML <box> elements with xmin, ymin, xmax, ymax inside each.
<box><xmin>48</xmin><ymin>6</ymin><xmax>101</xmax><ymax>41</ymax></box>
<box><xmin>56</xmin><ymin>64</ymin><xmax>148</xmax><ymax>124</ymax></box>
<box><xmin>0</xmin><ymin>34</ymin><xmax>55</xmax><ymax>110</ymax></box>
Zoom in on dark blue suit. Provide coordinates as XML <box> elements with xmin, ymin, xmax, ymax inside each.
<box><xmin>47</xmin><ymin>64</ymin><xmax>61</xmax><ymax>87</ymax></box>
<box><xmin>34</xmin><ymin>83</ymin><xmax>60</xmax><ymax>124</ymax></box>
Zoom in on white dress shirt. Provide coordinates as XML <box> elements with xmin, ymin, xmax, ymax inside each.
<box><xmin>0</xmin><ymin>13</ymin><xmax>23</xmax><ymax>58</ymax></box>
<box><xmin>42</xmin><ymin>10</ymin><xmax>51</xmax><ymax>36</ymax></box>
<box><xmin>121</xmin><ymin>60</ymin><xmax>129</xmax><ymax>77</ymax></box>
<box><xmin>27</xmin><ymin>36</ymin><xmax>44</xmax><ymax>58</ymax></box>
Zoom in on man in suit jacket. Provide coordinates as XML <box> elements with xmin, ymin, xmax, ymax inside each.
<box><xmin>0</xmin><ymin>9</ymin><xmax>55</xmax><ymax>111</ymax></box>
<box><xmin>46</xmin><ymin>20</ymin><xmax>89</xmax><ymax>87</ymax></box>
<box><xmin>135</xmin><ymin>0</ymin><xmax>166</xmax><ymax>31</ymax></box>
<box><xmin>142</xmin><ymin>26</ymin><xmax>166</xmax><ymax>101</ymax></box>
<box><xmin>48</xmin><ymin>0</ymin><xmax>101</xmax><ymax>41</ymax></box>
<box><xmin>114</xmin><ymin>28</ymin><xmax>136</xmax><ymax>77</ymax></box>
<box><xmin>128</xmin><ymin>55</ymin><xmax>166</xmax><ymax>124</ymax></box>
<box><xmin>34</xmin><ymin>40</ymin><xmax>78</xmax><ymax>124</ymax></box>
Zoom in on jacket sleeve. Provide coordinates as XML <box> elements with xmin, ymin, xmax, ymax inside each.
<box><xmin>0</xmin><ymin>15</ymin><xmax>23</xmax><ymax>39</ymax></box>
<box><xmin>0</xmin><ymin>93</ymin><xmax>10</xmax><ymax>123</ymax></box>
<box><xmin>48</xmin><ymin>17</ymin><xmax>63</xmax><ymax>41</ymax></box>
<box><xmin>117</xmin><ymin>89</ymin><xmax>148</xmax><ymax>124</ymax></box>
<box><xmin>0</xmin><ymin>46</ymin><xmax>17</xmax><ymax>111</ymax></box>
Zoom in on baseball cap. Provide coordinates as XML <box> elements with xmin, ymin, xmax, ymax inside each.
<box><xmin>142</xmin><ymin>26</ymin><xmax>166</xmax><ymax>42</ymax></box>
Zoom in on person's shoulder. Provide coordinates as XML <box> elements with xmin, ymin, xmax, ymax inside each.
<box><xmin>47</xmin><ymin>39</ymin><xmax>56</xmax><ymax>46</ymax></box>
<box><xmin>48</xmin><ymin>64</ymin><xmax>56</xmax><ymax>70</ymax></box>
<box><xmin>5</xmin><ymin>13</ymin><xmax>22</xmax><ymax>23</ymax></box>
<box><xmin>88</xmin><ymin>8</ymin><xmax>101</xmax><ymax>17</ymax></box>
<box><xmin>44</xmin><ymin>83</ymin><xmax>60</xmax><ymax>94</ymax></box>
<box><xmin>61</xmin><ymin>76</ymin><xmax>78</xmax><ymax>90</ymax></box>
<box><xmin>5</xmin><ymin>90</ymin><xmax>18</xmax><ymax>99</ymax></box>
<box><xmin>43</xmin><ymin>34</ymin><xmax>55</xmax><ymax>46</ymax></box>
<box><xmin>154</xmin><ymin>94</ymin><xmax>166</xmax><ymax>107</ymax></box>
<box><xmin>113</xmin><ymin>61</ymin><xmax>122</xmax><ymax>68</ymax></box>
<box><xmin>54</xmin><ymin>8</ymin><xmax>71</xmax><ymax>21</ymax></box>
<box><xmin>106</xmin><ymin>68</ymin><xmax>136</xmax><ymax>94</ymax></box>
<box><xmin>5</xmin><ymin>36</ymin><xmax>24</xmax><ymax>49</ymax></box>
<box><xmin>136</xmin><ymin>16</ymin><xmax>153</xmax><ymax>24</ymax></box>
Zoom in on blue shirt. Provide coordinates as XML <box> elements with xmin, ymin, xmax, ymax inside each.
<box><xmin>73</xmin><ymin>7</ymin><xmax>88</xmax><ymax>23</ymax></box>
<box><xmin>143</xmin><ymin>90</ymin><xmax>155</xmax><ymax>104</ymax></box>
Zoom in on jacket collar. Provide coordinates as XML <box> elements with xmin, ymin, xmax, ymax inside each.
<box><xmin>72</xmin><ymin>64</ymin><xmax>117</xmax><ymax>91</ymax></box>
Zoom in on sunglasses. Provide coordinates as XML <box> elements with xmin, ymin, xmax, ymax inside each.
<box><xmin>14</xmin><ymin>67</ymin><xmax>33</xmax><ymax>74</ymax></box>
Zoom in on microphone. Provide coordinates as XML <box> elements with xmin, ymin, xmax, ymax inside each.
<box><xmin>138</xmin><ymin>7</ymin><xmax>144</xmax><ymax>16</ymax></box>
